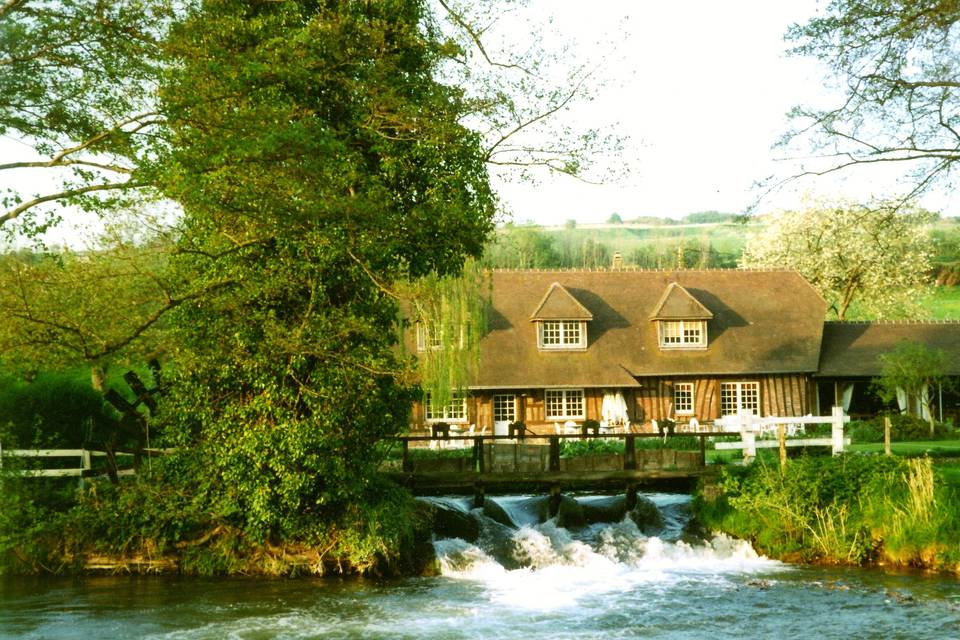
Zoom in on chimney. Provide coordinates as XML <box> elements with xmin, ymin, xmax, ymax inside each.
<box><xmin>612</xmin><ymin>252</ymin><xmax>623</xmax><ymax>270</ymax></box>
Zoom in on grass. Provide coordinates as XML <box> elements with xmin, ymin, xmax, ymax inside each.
<box><xmin>924</xmin><ymin>285</ymin><xmax>960</xmax><ymax>319</ymax></box>
<box><xmin>849</xmin><ymin>440</ymin><xmax>960</xmax><ymax>456</ymax></box>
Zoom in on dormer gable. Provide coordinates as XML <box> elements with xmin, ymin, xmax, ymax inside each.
<box><xmin>649</xmin><ymin>282</ymin><xmax>714</xmax><ymax>321</ymax></box>
<box><xmin>530</xmin><ymin>282</ymin><xmax>594</xmax><ymax>321</ymax></box>
<box><xmin>530</xmin><ymin>282</ymin><xmax>592</xmax><ymax>350</ymax></box>
<box><xmin>650</xmin><ymin>282</ymin><xmax>712</xmax><ymax>349</ymax></box>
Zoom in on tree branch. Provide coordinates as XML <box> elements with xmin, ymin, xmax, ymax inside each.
<box><xmin>1</xmin><ymin>181</ymin><xmax>143</xmax><ymax>226</ymax></box>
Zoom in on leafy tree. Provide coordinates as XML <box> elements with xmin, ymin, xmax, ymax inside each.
<box><xmin>873</xmin><ymin>341</ymin><xmax>950</xmax><ymax>435</ymax></box>
<box><xmin>741</xmin><ymin>200</ymin><xmax>934</xmax><ymax>320</ymax></box>
<box><xmin>0</xmin><ymin>0</ymin><xmax>172</xmax><ymax>230</ymax></box>
<box><xmin>484</xmin><ymin>225</ymin><xmax>561</xmax><ymax>268</ymax></box>
<box><xmin>156</xmin><ymin>0</ymin><xmax>496</xmax><ymax>540</ymax></box>
<box><xmin>607</xmin><ymin>212</ymin><xmax>622</xmax><ymax>224</ymax></box>
<box><xmin>783</xmin><ymin>0</ymin><xmax>960</xmax><ymax>198</ymax></box>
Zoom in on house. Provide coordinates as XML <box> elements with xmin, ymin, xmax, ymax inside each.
<box><xmin>408</xmin><ymin>268</ymin><xmax>960</xmax><ymax>435</ymax></box>
<box><xmin>409</xmin><ymin>269</ymin><xmax>813</xmax><ymax>434</ymax></box>
<box><xmin>816</xmin><ymin>321</ymin><xmax>960</xmax><ymax>423</ymax></box>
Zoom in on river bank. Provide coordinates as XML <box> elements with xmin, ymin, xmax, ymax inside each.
<box><xmin>693</xmin><ymin>455</ymin><xmax>960</xmax><ymax>575</ymax></box>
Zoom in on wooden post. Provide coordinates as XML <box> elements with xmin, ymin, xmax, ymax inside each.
<box><xmin>80</xmin><ymin>448</ymin><xmax>91</xmax><ymax>489</ymax></box>
<box><xmin>402</xmin><ymin>440</ymin><xmax>412</xmax><ymax>473</ymax></box>
<box><xmin>778</xmin><ymin>423</ymin><xmax>786</xmax><ymax>470</ymax></box>
<box><xmin>699</xmin><ymin>434</ymin><xmax>707</xmax><ymax>468</ymax></box>
<box><xmin>549</xmin><ymin>436</ymin><xmax>560</xmax><ymax>472</ymax></box>
<box><xmin>473</xmin><ymin>437</ymin><xmax>485</xmax><ymax>472</ymax></box>
<box><xmin>624</xmin><ymin>435</ymin><xmax>637</xmax><ymax>470</ymax></box>
<box><xmin>831</xmin><ymin>405</ymin><xmax>845</xmax><ymax>455</ymax></box>
<box><xmin>884</xmin><ymin>416</ymin><xmax>892</xmax><ymax>456</ymax></box>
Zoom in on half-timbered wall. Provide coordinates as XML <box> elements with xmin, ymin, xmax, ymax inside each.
<box><xmin>634</xmin><ymin>374</ymin><xmax>814</xmax><ymax>423</ymax></box>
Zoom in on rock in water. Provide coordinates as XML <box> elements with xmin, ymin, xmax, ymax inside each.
<box><xmin>581</xmin><ymin>496</ymin><xmax>628</xmax><ymax>525</ymax></box>
<box><xmin>431</xmin><ymin>503</ymin><xmax>480</xmax><ymax>542</ymax></box>
<box><xmin>482</xmin><ymin>499</ymin><xmax>517</xmax><ymax>528</ymax></box>
<box><xmin>629</xmin><ymin>496</ymin><xmax>663</xmax><ymax>533</ymax></box>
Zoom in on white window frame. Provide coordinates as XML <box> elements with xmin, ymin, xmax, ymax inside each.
<box><xmin>720</xmin><ymin>381</ymin><xmax>760</xmax><ymax>417</ymax></box>
<box><xmin>658</xmin><ymin>320</ymin><xmax>706</xmax><ymax>349</ymax></box>
<box><xmin>538</xmin><ymin>320</ymin><xmax>586</xmax><ymax>350</ymax></box>
<box><xmin>674</xmin><ymin>382</ymin><xmax>694</xmax><ymax>415</ymax></box>
<box><xmin>493</xmin><ymin>394</ymin><xmax>517</xmax><ymax>423</ymax></box>
<box><xmin>425</xmin><ymin>392</ymin><xmax>468</xmax><ymax>423</ymax></box>
<box><xmin>416</xmin><ymin>323</ymin><xmax>442</xmax><ymax>351</ymax></box>
<box><xmin>545</xmin><ymin>388</ymin><xmax>585</xmax><ymax>420</ymax></box>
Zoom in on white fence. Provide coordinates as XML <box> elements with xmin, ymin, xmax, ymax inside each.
<box><xmin>0</xmin><ymin>446</ymin><xmax>142</xmax><ymax>482</ymax></box>
<box><xmin>712</xmin><ymin>406</ymin><xmax>851</xmax><ymax>462</ymax></box>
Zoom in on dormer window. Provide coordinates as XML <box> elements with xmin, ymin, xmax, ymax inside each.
<box><xmin>539</xmin><ymin>320</ymin><xmax>586</xmax><ymax>349</ymax></box>
<box><xmin>650</xmin><ymin>282</ymin><xmax>713</xmax><ymax>351</ymax></box>
<box><xmin>659</xmin><ymin>319</ymin><xmax>706</xmax><ymax>348</ymax></box>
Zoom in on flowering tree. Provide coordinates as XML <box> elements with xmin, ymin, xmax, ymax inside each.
<box><xmin>741</xmin><ymin>201</ymin><xmax>933</xmax><ymax>320</ymax></box>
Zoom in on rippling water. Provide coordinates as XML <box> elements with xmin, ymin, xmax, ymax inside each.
<box><xmin>2</xmin><ymin>494</ymin><xmax>958</xmax><ymax>639</ymax></box>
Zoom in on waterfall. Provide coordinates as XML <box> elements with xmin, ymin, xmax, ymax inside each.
<box><xmin>426</xmin><ymin>493</ymin><xmax>784</xmax><ymax>611</ymax></box>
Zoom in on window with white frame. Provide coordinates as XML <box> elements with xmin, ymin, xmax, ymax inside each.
<box><xmin>416</xmin><ymin>324</ymin><xmax>442</xmax><ymax>351</ymax></box>
<box><xmin>538</xmin><ymin>320</ymin><xmax>585</xmax><ymax>349</ymax></box>
<box><xmin>425</xmin><ymin>392</ymin><xmax>468</xmax><ymax>422</ymax></box>
<box><xmin>674</xmin><ymin>382</ymin><xmax>694</xmax><ymax>414</ymax></box>
<box><xmin>545</xmin><ymin>389</ymin><xmax>585</xmax><ymax>420</ymax></box>
<box><xmin>720</xmin><ymin>382</ymin><xmax>759</xmax><ymax>416</ymax></box>
<box><xmin>658</xmin><ymin>320</ymin><xmax>706</xmax><ymax>348</ymax></box>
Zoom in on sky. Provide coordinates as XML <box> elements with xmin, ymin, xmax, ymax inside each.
<box><xmin>2</xmin><ymin>0</ymin><xmax>958</xmax><ymax>245</ymax></box>
<box><xmin>487</xmin><ymin>0</ymin><xmax>960</xmax><ymax>225</ymax></box>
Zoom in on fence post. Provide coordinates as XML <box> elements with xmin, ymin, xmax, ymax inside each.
<box><xmin>884</xmin><ymin>416</ymin><xmax>892</xmax><ymax>456</ymax></box>
<box><xmin>778</xmin><ymin>423</ymin><xmax>786</xmax><ymax>470</ymax></box>
<box><xmin>549</xmin><ymin>436</ymin><xmax>560</xmax><ymax>472</ymax></box>
<box><xmin>699</xmin><ymin>434</ymin><xmax>707</xmax><ymax>468</ymax></box>
<box><xmin>624</xmin><ymin>435</ymin><xmax>636</xmax><ymax>470</ymax></box>
<box><xmin>831</xmin><ymin>406</ymin><xmax>845</xmax><ymax>455</ymax></box>
<box><xmin>402</xmin><ymin>440</ymin><xmax>412</xmax><ymax>473</ymax></box>
<box><xmin>80</xmin><ymin>448</ymin><xmax>92</xmax><ymax>489</ymax></box>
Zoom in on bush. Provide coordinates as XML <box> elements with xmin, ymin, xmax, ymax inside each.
<box><xmin>846</xmin><ymin>415</ymin><xmax>955</xmax><ymax>443</ymax></box>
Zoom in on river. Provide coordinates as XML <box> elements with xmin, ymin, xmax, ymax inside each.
<box><xmin>2</xmin><ymin>494</ymin><xmax>958</xmax><ymax>639</ymax></box>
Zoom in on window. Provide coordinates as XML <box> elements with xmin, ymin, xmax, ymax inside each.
<box><xmin>720</xmin><ymin>382</ymin><xmax>759</xmax><ymax>416</ymax></box>
<box><xmin>416</xmin><ymin>324</ymin><xmax>442</xmax><ymax>351</ymax></box>
<box><xmin>674</xmin><ymin>382</ymin><xmax>694</xmax><ymax>414</ymax></box>
<box><xmin>658</xmin><ymin>320</ymin><xmax>706</xmax><ymax>348</ymax></box>
<box><xmin>545</xmin><ymin>389</ymin><xmax>585</xmax><ymax>420</ymax></box>
<box><xmin>493</xmin><ymin>394</ymin><xmax>516</xmax><ymax>423</ymax></box>
<box><xmin>425</xmin><ymin>392</ymin><xmax>467</xmax><ymax>422</ymax></box>
<box><xmin>538</xmin><ymin>321</ymin><xmax>585</xmax><ymax>349</ymax></box>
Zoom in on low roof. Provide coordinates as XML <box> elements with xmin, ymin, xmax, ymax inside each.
<box><xmin>649</xmin><ymin>282</ymin><xmax>714</xmax><ymax>320</ymax></box>
<box><xmin>529</xmin><ymin>282</ymin><xmax>594</xmax><ymax>321</ymax></box>
<box><xmin>817</xmin><ymin>321</ymin><xmax>960</xmax><ymax>377</ymax></box>
<box><xmin>458</xmin><ymin>269</ymin><xmax>827</xmax><ymax>388</ymax></box>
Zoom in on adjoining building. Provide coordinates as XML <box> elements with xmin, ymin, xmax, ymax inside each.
<box><xmin>408</xmin><ymin>269</ymin><xmax>960</xmax><ymax>434</ymax></box>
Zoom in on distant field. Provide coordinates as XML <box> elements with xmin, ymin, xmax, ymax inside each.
<box><xmin>925</xmin><ymin>285</ymin><xmax>960</xmax><ymax>319</ymax></box>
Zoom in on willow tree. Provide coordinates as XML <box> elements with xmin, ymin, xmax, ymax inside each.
<box><xmin>741</xmin><ymin>200</ymin><xmax>933</xmax><ymax>320</ymax></box>
<box><xmin>157</xmin><ymin>0</ymin><xmax>495</xmax><ymax>540</ymax></box>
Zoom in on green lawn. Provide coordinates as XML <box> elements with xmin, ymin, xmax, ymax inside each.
<box><xmin>923</xmin><ymin>285</ymin><xmax>960</xmax><ymax>319</ymax></box>
<box><xmin>848</xmin><ymin>440</ymin><xmax>960</xmax><ymax>455</ymax></box>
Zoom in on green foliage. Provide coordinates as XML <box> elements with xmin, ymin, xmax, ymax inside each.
<box><xmin>696</xmin><ymin>455</ymin><xmax>960</xmax><ymax>569</ymax></box>
<box><xmin>0</xmin><ymin>371</ymin><xmax>117</xmax><ymax>448</ymax></box>
<box><xmin>847</xmin><ymin>415</ymin><xmax>955</xmax><ymax>444</ymax></box>
<box><xmin>873</xmin><ymin>341</ymin><xmax>951</xmax><ymax>432</ymax></box>
<box><xmin>155</xmin><ymin>0</ymin><xmax>495</xmax><ymax>542</ymax></box>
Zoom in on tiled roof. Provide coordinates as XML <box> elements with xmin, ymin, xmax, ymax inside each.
<box><xmin>817</xmin><ymin>321</ymin><xmax>960</xmax><ymax>377</ymax></box>
<box><xmin>529</xmin><ymin>282</ymin><xmax>594</xmax><ymax>321</ymax></box>
<box><xmin>458</xmin><ymin>269</ymin><xmax>827</xmax><ymax>388</ymax></box>
<box><xmin>649</xmin><ymin>282</ymin><xmax>714</xmax><ymax>320</ymax></box>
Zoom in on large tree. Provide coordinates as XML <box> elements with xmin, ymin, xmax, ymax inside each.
<box><xmin>156</xmin><ymin>0</ymin><xmax>496</xmax><ymax>540</ymax></box>
<box><xmin>783</xmin><ymin>0</ymin><xmax>960</xmax><ymax>198</ymax></box>
<box><xmin>740</xmin><ymin>200</ymin><xmax>933</xmax><ymax>320</ymax></box>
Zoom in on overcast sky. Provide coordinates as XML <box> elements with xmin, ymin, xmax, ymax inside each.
<box><xmin>2</xmin><ymin>0</ymin><xmax>958</xmax><ymax>247</ymax></box>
